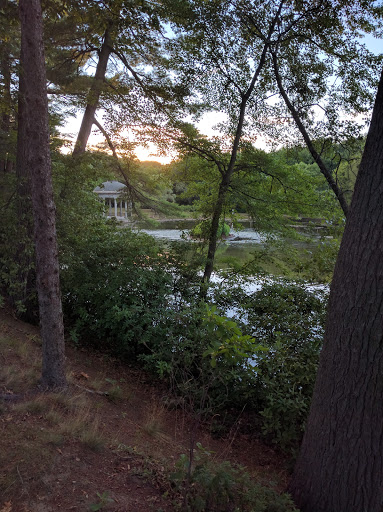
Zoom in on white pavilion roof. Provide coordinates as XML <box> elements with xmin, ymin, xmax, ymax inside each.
<box><xmin>93</xmin><ymin>181</ymin><xmax>127</xmax><ymax>198</ymax></box>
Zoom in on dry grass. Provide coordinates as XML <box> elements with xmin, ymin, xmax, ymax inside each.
<box><xmin>79</xmin><ymin>417</ymin><xmax>105</xmax><ymax>452</ymax></box>
<box><xmin>141</xmin><ymin>403</ymin><xmax>166</xmax><ymax>438</ymax></box>
<box><xmin>11</xmin><ymin>389</ymin><xmax>105</xmax><ymax>452</ymax></box>
<box><xmin>0</xmin><ymin>335</ymin><xmax>41</xmax><ymax>393</ymax></box>
<box><xmin>0</xmin><ymin>309</ymin><xmax>291</xmax><ymax>511</ymax></box>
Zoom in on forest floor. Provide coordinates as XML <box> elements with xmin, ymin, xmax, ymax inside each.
<box><xmin>0</xmin><ymin>307</ymin><xmax>291</xmax><ymax>512</ymax></box>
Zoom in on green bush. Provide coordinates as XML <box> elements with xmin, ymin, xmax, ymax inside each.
<box><xmin>61</xmin><ymin>225</ymin><xmax>173</xmax><ymax>359</ymax></box>
<box><xmin>141</xmin><ymin>279</ymin><xmax>326</xmax><ymax>450</ymax></box>
<box><xmin>0</xmin><ymin>172</ymin><xmax>37</xmax><ymax>320</ymax></box>
<box><xmin>244</xmin><ymin>282</ymin><xmax>326</xmax><ymax>449</ymax></box>
<box><xmin>211</xmin><ymin>280</ymin><xmax>327</xmax><ymax>449</ymax></box>
<box><xmin>0</xmin><ymin>152</ymin><xmax>113</xmax><ymax>321</ymax></box>
<box><xmin>171</xmin><ymin>444</ymin><xmax>298</xmax><ymax>512</ymax></box>
<box><xmin>141</xmin><ymin>303</ymin><xmax>266</xmax><ymax>418</ymax></box>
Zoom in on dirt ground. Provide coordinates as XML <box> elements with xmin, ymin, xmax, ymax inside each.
<box><xmin>0</xmin><ymin>308</ymin><xmax>290</xmax><ymax>511</ymax></box>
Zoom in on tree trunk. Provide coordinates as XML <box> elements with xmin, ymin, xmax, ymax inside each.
<box><xmin>289</xmin><ymin>67</ymin><xmax>383</xmax><ymax>512</ymax></box>
<box><xmin>200</xmin><ymin>4</ymin><xmax>284</xmax><ymax>288</ymax></box>
<box><xmin>72</xmin><ymin>29</ymin><xmax>112</xmax><ymax>156</ymax></box>
<box><xmin>0</xmin><ymin>0</ymin><xmax>13</xmax><ymax>173</ymax></box>
<box><xmin>12</xmin><ymin>40</ymin><xmax>36</xmax><ymax>321</ymax></box>
<box><xmin>19</xmin><ymin>0</ymin><xmax>67</xmax><ymax>389</ymax></box>
<box><xmin>202</xmin><ymin>180</ymin><xmax>229</xmax><ymax>285</ymax></box>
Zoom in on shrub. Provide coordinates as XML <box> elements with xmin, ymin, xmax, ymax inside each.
<box><xmin>61</xmin><ymin>225</ymin><xmax>173</xmax><ymax>359</ymax></box>
<box><xmin>141</xmin><ymin>303</ymin><xmax>266</xmax><ymax>418</ymax></box>
<box><xmin>243</xmin><ymin>282</ymin><xmax>327</xmax><ymax>449</ymax></box>
<box><xmin>171</xmin><ymin>444</ymin><xmax>298</xmax><ymax>512</ymax></box>
<box><xmin>211</xmin><ymin>279</ymin><xmax>327</xmax><ymax>449</ymax></box>
<box><xmin>142</xmin><ymin>278</ymin><xmax>326</xmax><ymax>450</ymax></box>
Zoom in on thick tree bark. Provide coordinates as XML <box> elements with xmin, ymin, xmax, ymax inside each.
<box><xmin>19</xmin><ymin>0</ymin><xmax>67</xmax><ymax>389</ymax></box>
<box><xmin>72</xmin><ymin>29</ymin><xmax>112</xmax><ymax>157</ymax></box>
<box><xmin>289</xmin><ymin>67</ymin><xmax>383</xmax><ymax>512</ymax></box>
<box><xmin>13</xmin><ymin>41</ymin><xmax>36</xmax><ymax>320</ymax></box>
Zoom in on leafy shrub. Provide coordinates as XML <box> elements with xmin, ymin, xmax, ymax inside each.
<box><xmin>243</xmin><ymin>282</ymin><xmax>326</xmax><ymax>449</ymax></box>
<box><xmin>171</xmin><ymin>443</ymin><xmax>298</xmax><ymax>512</ymax></box>
<box><xmin>141</xmin><ymin>303</ymin><xmax>266</xmax><ymax>418</ymax></box>
<box><xmin>0</xmin><ymin>172</ymin><xmax>37</xmax><ymax>320</ymax></box>
<box><xmin>212</xmin><ymin>279</ymin><xmax>327</xmax><ymax>449</ymax></box>
<box><xmin>61</xmin><ymin>225</ymin><xmax>173</xmax><ymax>359</ymax></box>
<box><xmin>142</xmin><ymin>278</ymin><xmax>326</xmax><ymax>450</ymax></box>
<box><xmin>0</xmin><ymin>152</ymin><xmax>113</xmax><ymax>321</ymax></box>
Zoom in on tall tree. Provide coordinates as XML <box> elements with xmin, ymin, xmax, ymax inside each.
<box><xmin>19</xmin><ymin>0</ymin><xmax>66</xmax><ymax>389</ymax></box>
<box><xmin>67</xmin><ymin>0</ymin><xmax>180</xmax><ymax>157</ymax></box>
<box><xmin>165</xmin><ymin>0</ymin><xmax>381</xmax><ymax>284</ymax></box>
<box><xmin>72</xmin><ymin>27</ymin><xmax>112</xmax><ymax>156</ymax></box>
<box><xmin>167</xmin><ymin>0</ymin><xmax>284</xmax><ymax>284</ymax></box>
<box><xmin>289</xmin><ymin>67</ymin><xmax>383</xmax><ymax>512</ymax></box>
<box><xmin>0</xmin><ymin>0</ymin><xmax>18</xmax><ymax>173</ymax></box>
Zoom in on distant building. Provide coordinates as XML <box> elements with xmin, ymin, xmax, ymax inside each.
<box><xmin>93</xmin><ymin>181</ymin><xmax>131</xmax><ymax>219</ymax></box>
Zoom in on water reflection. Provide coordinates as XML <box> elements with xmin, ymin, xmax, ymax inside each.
<box><xmin>139</xmin><ymin>228</ymin><xmax>264</xmax><ymax>245</ymax></box>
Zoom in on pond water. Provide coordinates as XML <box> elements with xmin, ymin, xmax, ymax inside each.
<box><xmin>133</xmin><ymin>225</ymin><xmax>329</xmax><ymax>327</ymax></box>
<box><xmin>136</xmin><ymin>225</ymin><xmax>320</xmax><ymax>271</ymax></box>
<box><xmin>137</xmin><ymin>227</ymin><xmax>268</xmax><ymax>268</ymax></box>
<box><xmin>140</xmin><ymin>228</ymin><xmax>264</xmax><ymax>244</ymax></box>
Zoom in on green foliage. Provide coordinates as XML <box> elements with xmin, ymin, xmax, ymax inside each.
<box><xmin>169</xmin><ymin>146</ymin><xmax>343</xmax><ymax>256</ymax></box>
<box><xmin>89</xmin><ymin>491</ymin><xmax>113</xmax><ymax>511</ymax></box>
<box><xmin>0</xmin><ymin>151</ymin><xmax>113</xmax><ymax>320</ymax></box>
<box><xmin>202</xmin><ymin>305</ymin><xmax>267</xmax><ymax>369</ymax></box>
<box><xmin>141</xmin><ymin>299</ymin><xmax>266</xmax><ymax>419</ymax></box>
<box><xmin>61</xmin><ymin>225</ymin><xmax>172</xmax><ymax>359</ymax></box>
<box><xmin>53</xmin><ymin>153</ymin><xmax>115</xmax><ymax>253</ymax></box>
<box><xmin>243</xmin><ymin>282</ymin><xmax>327</xmax><ymax>344</ymax></box>
<box><xmin>0</xmin><ymin>172</ymin><xmax>37</xmax><ymax>319</ymax></box>
<box><xmin>140</xmin><ymin>275</ymin><xmax>327</xmax><ymax>450</ymax></box>
<box><xmin>242</xmin><ymin>282</ymin><xmax>326</xmax><ymax>449</ymax></box>
<box><xmin>209</xmin><ymin>279</ymin><xmax>327</xmax><ymax>448</ymax></box>
<box><xmin>297</xmin><ymin>236</ymin><xmax>343</xmax><ymax>283</ymax></box>
<box><xmin>171</xmin><ymin>444</ymin><xmax>298</xmax><ymax>512</ymax></box>
<box><xmin>133</xmin><ymin>160</ymin><xmax>176</xmax><ymax>203</ymax></box>
<box><xmin>0</xmin><ymin>144</ymin><xmax>328</xmax><ymax>452</ymax></box>
<box><xmin>191</xmin><ymin>221</ymin><xmax>231</xmax><ymax>240</ymax></box>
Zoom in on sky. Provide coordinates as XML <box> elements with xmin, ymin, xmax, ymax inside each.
<box><xmin>61</xmin><ymin>34</ymin><xmax>382</xmax><ymax>164</ymax></box>
<box><xmin>61</xmin><ymin>110</ymin><xmax>228</xmax><ymax>164</ymax></box>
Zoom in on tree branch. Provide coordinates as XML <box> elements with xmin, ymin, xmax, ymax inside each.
<box><xmin>270</xmin><ymin>49</ymin><xmax>349</xmax><ymax>216</ymax></box>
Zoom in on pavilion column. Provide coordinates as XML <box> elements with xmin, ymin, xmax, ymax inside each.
<box><xmin>114</xmin><ymin>198</ymin><xmax>117</xmax><ymax>217</ymax></box>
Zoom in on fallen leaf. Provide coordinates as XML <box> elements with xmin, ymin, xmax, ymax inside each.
<box><xmin>0</xmin><ymin>501</ymin><xmax>12</xmax><ymax>512</ymax></box>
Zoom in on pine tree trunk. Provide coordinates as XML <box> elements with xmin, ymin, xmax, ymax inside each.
<box><xmin>0</xmin><ymin>0</ymin><xmax>12</xmax><ymax>173</ymax></box>
<box><xmin>289</xmin><ymin>67</ymin><xmax>383</xmax><ymax>512</ymax></box>
<box><xmin>13</xmin><ymin>41</ymin><xmax>36</xmax><ymax>320</ymax></box>
<box><xmin>19</xmin><ymin>0</ymin><xmax>67</xmax><ymax>389</ymax></box>
<box><xmin>72</xmin><ymin>29</ymin><xmax>112</xmax><ymax>156</ymax></box>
